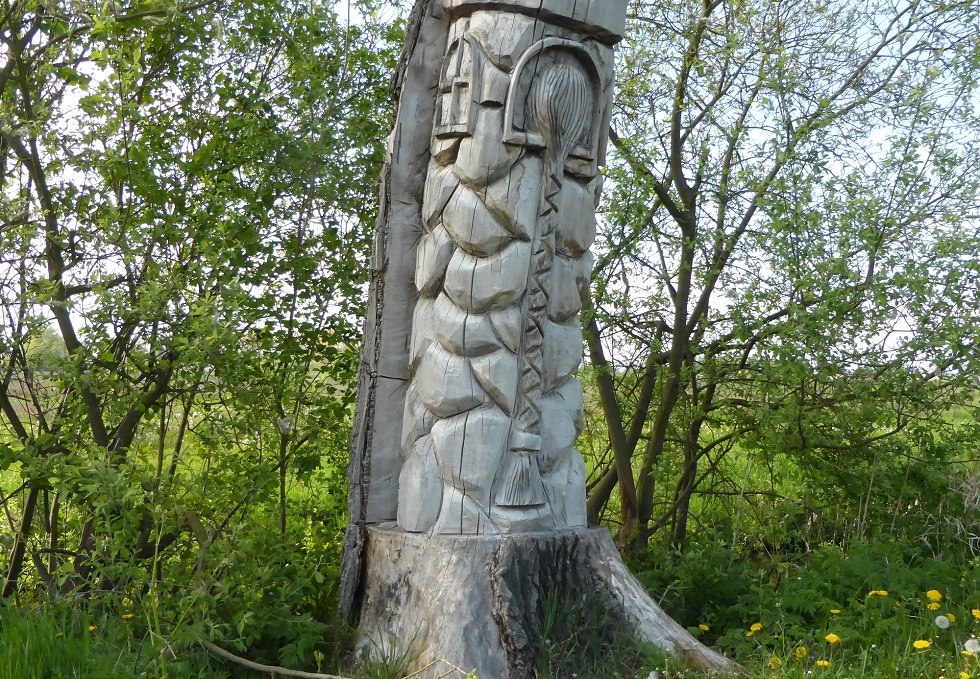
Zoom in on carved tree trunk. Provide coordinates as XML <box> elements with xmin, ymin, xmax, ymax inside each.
<box><xmin>340</xmin><ymin>1</ymin><xmax>737</xmax><ymax>676</ymax></box>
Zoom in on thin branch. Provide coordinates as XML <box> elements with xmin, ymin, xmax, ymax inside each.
<box><xmin>201</xmin><ymin>641</ymin><xmax>353</xmax><ymax>679</ymax></box>
<box><xmin>609</xmin><ymin>127</ymin><xmax>687</xmax><ymax>225</ymax></box>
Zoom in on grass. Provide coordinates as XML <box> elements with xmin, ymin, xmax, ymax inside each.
<box><xmin>4</xmin><ymin>587</ymin><xmax>979</xmax><ymax>678</ymax></box>
<box><xmin>0</xmin><ymin>603</ymin><xmax>250</xmax><ymax>679</ymax></box>
<box><xmin>0</xmin><ymin>606</ymin><xmax>137</xmax><ymax>679</ymax></box>
<box><xmin>2</xmin><ymin>523</ymin><xmax>977</xmax><ymax>679</ymax></box>
<box><xmin>529</xmin><ymin>585</ymin><xmax>980</xmax><ymax>678</ymax></box>
<box><xmin>645</xmin><ymin>578</ymin><xmax>980</xmax><ymax>679</ymax></box>
<box><xmin>533</xmin><ymin>587</ymin><xmax>665</xmax><ymax>679</ymax></box>
<box><xmin>720</xmin><ymin>600</ymin><xmax>980</xmax><ymax>679</ymax></box>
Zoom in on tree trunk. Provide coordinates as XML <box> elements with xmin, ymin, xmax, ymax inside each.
<box><xmin>357</xmin><ymin>527</ymin><xmax>734</xmax><ymax>678</ymax></box>
<box><xmin>2</xmin><ymin>486</ymin><xmax>38</xmax><ymax>598</ymax></box>
<box><xmin>584</xmin><ymin>315</ymin><xmax>638</xmax><ymax>536</ymax></box>
<box><xmin>340</xmin><ymin>1</ymin><xmax>736</xmax><ymax>674</ymax></box>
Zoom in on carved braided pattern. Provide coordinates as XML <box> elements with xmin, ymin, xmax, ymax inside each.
<box><xmin>399</xmin><ymin>26</ymin><xmax>599</xmax><ymax>534</ymax></box>
<box><xmin>515</xmin><ymin>240</ymin><xmax>548</xmax><ymax>435</ymax></box>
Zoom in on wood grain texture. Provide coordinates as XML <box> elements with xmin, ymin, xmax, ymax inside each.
<box><xmin>356</xmin><ymin>527</ymin><xmax>738</xmax><ymax>678</ymax></box>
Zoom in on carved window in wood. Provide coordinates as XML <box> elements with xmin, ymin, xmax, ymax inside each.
<box><xmin>435</xmin><ymin>34</ymin><xmax>483</xmax><ymax>139</ymax></box>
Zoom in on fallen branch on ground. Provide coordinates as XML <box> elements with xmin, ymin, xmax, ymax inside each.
<box><xmin>202</xmin><ymin>640</ymin><xmax>354</xmax><ymax>679</ymax></box>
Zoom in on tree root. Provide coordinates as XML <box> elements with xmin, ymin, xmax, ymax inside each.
<box><xmin>591</xmin><ymin>530</ymin><xmax>741</xmax><ymax>674</ymax></box>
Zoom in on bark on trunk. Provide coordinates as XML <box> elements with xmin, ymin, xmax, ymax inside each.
<box><xmin>339</xmin><ymin>0</ymin><xmax>445</xmax><ymax>620</ymax></box>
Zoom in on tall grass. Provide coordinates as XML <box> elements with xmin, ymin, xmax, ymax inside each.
<box><xmin>0</xmin><ymin>607</ymin><xmax>136</xmax><ymax>678</ymax></box>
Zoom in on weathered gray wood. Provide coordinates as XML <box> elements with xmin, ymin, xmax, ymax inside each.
<box><xmin>397</xmin><ymin>0</ymin><xmax>621</xmax><ymax>538</ymax></box>
<box><xmin>339</xmin><ymin>0</ymin><xmax>447</xmax><ymax>620</ymax></box>
<box><xmin>357</xmin><ymin>527</ymin><xmax>738</xmax><ymax>678</ymax></box>
<box><xmin>341</xmin><ymin>2</ymin><xmax>737</xmax><ymax>674</ymax></box>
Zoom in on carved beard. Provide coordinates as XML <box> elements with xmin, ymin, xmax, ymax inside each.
<box><xmin>528</xmin><ymin>63</ymin><xmax>590</xmax><ymax>211</ymax></box>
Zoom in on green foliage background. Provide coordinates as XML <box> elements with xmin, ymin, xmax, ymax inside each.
<box><xmin>1</xmin><ymin>0</ymin><xmax>399</xmax><ymax>674</ymax></box>
<box><xmin>0</xmin><ymin>0</ymin><xmax>978</xmax><ymax>677</ymax></box>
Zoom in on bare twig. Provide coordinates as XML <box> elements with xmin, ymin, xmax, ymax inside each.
<box><xmin>201</xmin><ymin>640</ymin><xmax>354</xmax><ymax>679</ymax></box>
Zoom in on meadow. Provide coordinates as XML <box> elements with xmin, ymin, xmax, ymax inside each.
<box><xmin>2</xmin><ymin>438</ymin><xmax>977</xmax><ymax>679</ymax></box>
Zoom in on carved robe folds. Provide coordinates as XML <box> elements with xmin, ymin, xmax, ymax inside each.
<box><xmin>398</xmin><ymin>0</ymin><xmax>620</xmax><ymax>535</ymax></box>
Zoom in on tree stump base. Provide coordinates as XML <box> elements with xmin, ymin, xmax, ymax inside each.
<box><xmin>356</xmin><ymin>526</ymin><xmax>736</xmax><ymax>678</ymax></box>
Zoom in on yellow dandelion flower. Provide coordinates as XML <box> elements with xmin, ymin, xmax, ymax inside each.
<box><xmin>928</xmin><ymin>602</ymin><xmax>942</xmax><ymax>611</ymax></box>
<box><xmin>746</xmin><ymin>630</ymin><xmax>755</xmax><ymax>637</ymax></box>
<box><xmin>868</xmin><ymin>589</ymin><xmax>889</xmax><ymax>597</ymax></box>
<box><xmin>973</xmin><ymin>609</ymin><xmax>980</xmax><ymax>621</ymax></box>
<box><xmin>698</xmin><ymin>623</ymin><xmax>709</xmax><ymax>632</ymax></box>
<box><xmin>767</xmin><ymin>656</ymin><xmax>782</xmax><ymax>668</ymax></box>
<box><xmin>830</xmin><ymin>609</ymin><xmax>841</xmax><ymax>615</ymax></box>
<box><xmin>87</xmin><ymin>625</ymin><xmax>97</xmax><ymax>632</ymax></box>
<box><xmin>750</xmin><ymin>622</ymin><xmax>763</xmax><ymax>632</ymax></box>
<box><xmin>825</xmin><ymin>633</ymin><xmax>841</xmax><ymax>644</ymax></box>
<box><xmin>963</xmin><ymin>650</ymin><xmax>976</xmax><ymax>659</ymax></box>
<box><xmin>55</xmin><ymin>631</ymin><xmax>63</xmax><ymax>638</ymax></box>
<box><xmin>959</xmin><ymin>672</ymin><xmax>970</xmax><ymax>679</ymax></box>
<box><xmin>948</xmin><ymin>613</ymin><xmax>957</xmax><ymax>623</ymax></box>
<box><xmin>121</xmin><ymin>613</ymin><xmax>134</xmax><ymax>621</ymax></box>
<box><xmin>795</xmin><ymin>646</ymin><xmax>808</xmax><ymax>660</ymax></box>
<box><xmin>912</xmin><ymin>639</ymin><xmax>931</xmax><ymax>650</ymax></box>
<box><xmin>926</xmin><ymin>590</ymin><xmax>942</xmax><ymax>602</ymax></box>
<box><xmin>815</xmin><ymin>659</ymin><xmax>831</xmax><ymax>668</ymax></box>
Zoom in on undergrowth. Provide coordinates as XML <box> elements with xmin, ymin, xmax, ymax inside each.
<box><xmin>3</xmin><ymin>535</ymin><xmax>976</xmax><ymax>678</ymax></box>
<box><xmin>0</xmin><ymin>606</ymin><xmax>144</xmax><ymax>679</ymax></box>
<box><xmin>534</xmin><ymin>587</ymin><xmax>665</xmax><ymax>678</ymax></box>
<box><xmin>633</xmin><ymin>538</ymin><xmax>980</xmax><ymax>679</ymax></box>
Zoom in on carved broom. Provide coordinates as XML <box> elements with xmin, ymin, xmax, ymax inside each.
<box><xmin>496</xmin><ymin>61</ymin><xmax>590</xmax><ymax>510</ymax></box>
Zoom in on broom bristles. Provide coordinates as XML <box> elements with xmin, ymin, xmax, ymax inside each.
<box><xmin>496</xmin><ymin>450</ymin><xmax>545</xmax><ymax>507</ymax></box>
